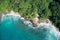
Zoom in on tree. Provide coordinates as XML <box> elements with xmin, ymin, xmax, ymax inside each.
<box><xmin>49</xmin><ymin>1</ymin><xmax>60</xmax><ymax>30</ymax></box>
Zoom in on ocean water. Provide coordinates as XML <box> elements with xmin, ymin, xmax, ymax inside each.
<box><xmin>0</xmin><ymin>14</ymin><xmax>60</xmax><ymax>40</ymax></box>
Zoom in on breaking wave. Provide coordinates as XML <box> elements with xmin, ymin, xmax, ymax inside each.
<box><xmin>0</xmin><ymin>11</ymin><xmax>60</xmax><ymax>40</ymax></box>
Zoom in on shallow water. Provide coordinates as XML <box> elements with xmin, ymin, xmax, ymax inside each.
<box><xmin>0</xmin><ymin>14</ymin><xmax>60</xmax><ymax>40</ymax></box>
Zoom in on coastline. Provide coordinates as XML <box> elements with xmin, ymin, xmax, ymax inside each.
<box><xmin>0</xmin><ymin>10</ymin><xmax>53</xmax><ymax>27</ymax></box>
<box><xmin>0</xmin><ymin>14</ymin><xmax>1</xmax><ymax>22</ymax></box>
<box><xmin>0</xmin><ymin>10</ymin><xmax>59</xmax><ymax>29</ymax></box>
<box><xmin>0</xmin><ymin>10</ymin><xmax>60</xmax><ymax>38</ymax></box>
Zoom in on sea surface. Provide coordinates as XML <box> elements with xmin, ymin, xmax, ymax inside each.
<box><xmin>0</xmin><ymin>14</ymin><xmax>60</xmax><ymax>40</ymax></box>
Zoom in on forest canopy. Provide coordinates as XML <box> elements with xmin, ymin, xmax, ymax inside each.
<box><xmin>0</xmin><ymin>0</ymin><xmax>60</xmax><ymax>30</ymax></box>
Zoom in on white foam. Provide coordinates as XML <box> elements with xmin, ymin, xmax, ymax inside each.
<box><xmin>37</xmin><ymin>22</ymin><xmax>60</xmax><ymax>39</ymax></box>
<box><xmin>6</xmin><ymin>11</ymin><xmax>21</xmax><ymax>17</ymax></box>
<box><xmin>1</xmin><ymin>11</ymin><xmax>60</xmax><ymax>39</ymax></box>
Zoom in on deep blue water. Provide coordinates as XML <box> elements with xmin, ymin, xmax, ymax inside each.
<box><xmin>0</xmin><ymin>15</ymin><xmax>59</xmax><ymax>40</ymax></box>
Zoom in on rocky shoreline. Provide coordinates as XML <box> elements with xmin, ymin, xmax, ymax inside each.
<box><xmin>0</xmin><ymin>10</ymin><xmax>51</xmax><ymax>27</ymax></box>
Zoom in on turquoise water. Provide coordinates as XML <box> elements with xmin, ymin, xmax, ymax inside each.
<box><xmin>0</xmin><ymin>15</ymin><xmax>59</xmax><ymax>40</ymax></box>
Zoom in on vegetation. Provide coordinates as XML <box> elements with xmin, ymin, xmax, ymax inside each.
<box><xmin>0</xmin><ymin>0</ymin><xmax>60</xmax><ymax>30</ymax></box>
<box><xmin>49</xmin><ymin>0</ymin><xmax>60</xmax><ymax>30</ymax></box>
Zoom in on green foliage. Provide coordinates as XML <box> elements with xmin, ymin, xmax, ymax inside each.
<box><xmin>0</xmin><ymin>0</ymin><xmax>52</xmax><ymax>19</ymax></box>
<box><xmin>0</xmin><ymin>0</ymin><xmax>9</xmax><ymax>13</ymax></box>
<box><xmin>0</xmin><ymin>0</ymin><xmax>60</xmax><ymax>30</ymax></box>
<box><xmin>49</xmin><ymin>1</ymin><xmax>60</xmax><ymax>30</ymax></box>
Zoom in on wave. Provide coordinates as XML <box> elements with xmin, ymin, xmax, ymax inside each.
<box><xmin>0</xmin><ymin>11</ymin><xmax>60</xmax><ymax>40</ymax></box>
